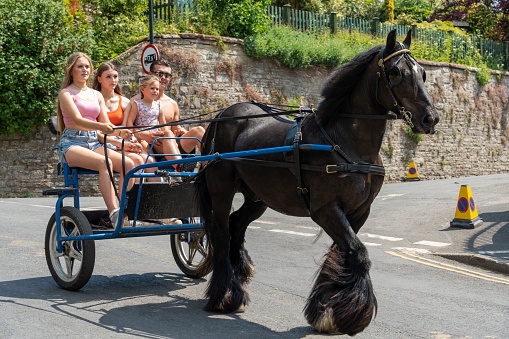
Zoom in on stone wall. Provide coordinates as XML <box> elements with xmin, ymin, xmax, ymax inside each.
<box><xmin>1</xmin><ymin>33</ymin><xmax>509</xmax><ymax>197</ymax></box>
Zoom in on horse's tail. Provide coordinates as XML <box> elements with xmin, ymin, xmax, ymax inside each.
<box><xmin>194</xmin><ymin>170</ymin><xmax>214</xmax><ymax>277</ymax></box>
<box><xmin>304</xmin><ymin>243</ymin><xmax>377</xmax><ymax>335</ymax></box>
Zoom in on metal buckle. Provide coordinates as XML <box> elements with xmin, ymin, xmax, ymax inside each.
<box><xmin>326</xmin><ymin>165</ymin><xmax>337</xmax><ymax>174</ymax></box>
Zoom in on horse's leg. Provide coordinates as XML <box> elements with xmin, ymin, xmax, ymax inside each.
<box><xmin>229</xmin><ymin>192</ymin><xmax>267</xmax><ymax>285</ymax></box>
<box><xmin>305</xmin><ymin>202</ymin><xmax>377</xmax><ymax>335</ymax></box>
<box><xmin>199</xmin><ymin>167</ymin><xmax>248</xmax><ymax>313</ymax></box>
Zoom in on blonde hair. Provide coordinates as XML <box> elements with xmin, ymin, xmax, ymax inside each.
<box><xmin>139</xmin><ymin>75</ymin><xmax>159</xmax><ymax>99</ymax></box>
<box><xmin>57</xmin><ymin>52</ymin><xmax>94</xmax><ymax>133</ymax></box>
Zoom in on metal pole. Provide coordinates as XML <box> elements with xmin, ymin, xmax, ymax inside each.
<box><xmin>149</xmin><ymin>0</ymin><xmax>154</xmax><ymax>44</ymax></box>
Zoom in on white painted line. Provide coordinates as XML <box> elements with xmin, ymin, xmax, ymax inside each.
<box><xmin>478</xmin><ymin>250</ymin><xmax>509</xmax><ymax>254</ymax></box>
<box><xmin>360</xmin><ymin>233</ymin><xmax>403</xmax><ymax>242</ymax></box>
<box><xmin>295</xmin><ymin>225</ymin><xmax>318</xmax><ymax>230</ymax></box>
<box><xmin>252</xmin><ymin>220</ymin><xmax>279</xmax><ymax>225</ymax></box>
<box><xmin>392</xmin><ymin>247</ymin><xmax>429</xmax><ymax>254</ymax></box>
<box><xmin>269</xmin><ymin>229</ymin><xmax>316</xmax><ymax>237</ymax></box>
<box><xmin>248</xmin><ymin>226</ymin><xmax>261</xmax><ymax>229</ymax></box>
<box><xmin>363</xmin><ymin>242</ymin><xmax>382</xmax><ymax>247</ymax></box>
<box><xmin>414</xmin><ymin>240</ymin><xmax>450</xmax><ymax>247</ymax></box>
<box><xmin>377</xmin><ymin>193</ymin><xmax>405</xmax><ymax>201</ymax></box>
<box><xmin>0</xmin><ymin>201</ymin><xmax>54</xmax><ymax>209</ymax></box>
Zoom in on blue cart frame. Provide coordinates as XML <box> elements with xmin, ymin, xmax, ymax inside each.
<box><xmin>43</xmin><ymin>140</ymin><xmax>333</xmax><ymax>291</ymax></box>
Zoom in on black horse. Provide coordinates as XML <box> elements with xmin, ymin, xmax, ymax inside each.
<box><xmin>195</xmin><ymin>30</ymin><xmax>439</xmax><ymax>335</ymax></box>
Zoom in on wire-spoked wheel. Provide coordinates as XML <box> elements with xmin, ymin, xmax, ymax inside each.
<box><xmin>45</xmin><ymin>206</ymin><xmax>95</xmax><ymax>291</ymax></box>
<box><xmin>170</xmin><ymin>218</ymin><xmax>210</xmax><ymax>278</ymax></box>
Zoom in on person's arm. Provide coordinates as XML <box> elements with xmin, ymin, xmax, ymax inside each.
<box><xmin>96</xmin><ymin>91</ymin><xmax>131</xmax><ymax>139</ymax></box>
<box><xmin>58</xmin><ymin>89</ymin><xmax>114</xmax><ymax>134</ymax></box>
<box><xmin>158</xmin><ymin>103</ymin><xmax>170</xmax><ymax>133</ymax></box>
<box><xmin>170</xmin><ymin>100</ymin><xmax>187</xmax><ymax>136</ymax></box>
<box><xmin>127</xmin><ymin>101</ymin><xmax>155</xmax><ymax>144</ymax></box>
<box><xmin>122</xmin><ymin>97</ymin><xmax>133</xmax><ymax>126</ymax></box>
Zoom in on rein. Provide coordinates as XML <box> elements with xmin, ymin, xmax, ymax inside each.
<box><xmin>376</xmin><ymin>47</ymin><xmax>415</xmax><ymax>127</ymax></box>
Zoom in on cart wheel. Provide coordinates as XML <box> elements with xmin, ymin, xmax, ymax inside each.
<box><xmin>170</xmin><ymin>219</ymin><xmax>210</xmax><ymax>278</ymax></box>
<box><xmin>45</xmin><ymin>206</ymin><xmax>95</xmax><ymax>291</ymax></box>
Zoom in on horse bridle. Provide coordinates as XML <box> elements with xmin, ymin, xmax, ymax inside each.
<box><xmin>376</xmin><ymin>46</ymin><xmax>415</xmax><ymax>128</ymax></box>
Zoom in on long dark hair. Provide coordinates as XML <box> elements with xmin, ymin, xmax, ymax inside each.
<box><xmin>92</xmin><ymin>62</ymin><xmax>123</xmax><ymax>95</ymax></box>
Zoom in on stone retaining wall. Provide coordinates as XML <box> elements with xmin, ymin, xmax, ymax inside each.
<box><xmin>1</xmin><ymin>33</ymin><xmax>508</xmax><ymax>197</ymax></box>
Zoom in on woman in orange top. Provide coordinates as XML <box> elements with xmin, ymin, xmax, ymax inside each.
<box><xmin>93</xmin><ymin>62</ymin><xmax>153</xmax><ymax>169</ymax></box>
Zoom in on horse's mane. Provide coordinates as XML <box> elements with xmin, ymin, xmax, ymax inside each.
<box><xmin>317</xmin><ymin>45</ymin><xmax>384</xmax><ymax>124</ymax></box>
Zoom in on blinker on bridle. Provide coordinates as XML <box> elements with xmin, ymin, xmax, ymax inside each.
<box><xmin>377</xmin><ymin>47</ymin><xmax>415</xmax><ymax>128</ymax></box>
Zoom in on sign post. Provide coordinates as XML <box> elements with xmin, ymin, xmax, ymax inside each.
<box><xmin>148</xmin><ymin>0</ymin><xmax>154</xmax><ymax>44</ymax></box>
<box><xmin>141</xmin><ymin>44</ymin><xmax>159</xmax><ymax>74</ymax></box>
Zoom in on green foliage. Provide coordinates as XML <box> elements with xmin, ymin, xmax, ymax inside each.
<box><xmin>380</xmin><ymin>0</ymin><xmax>395</xmax><ymax>23</ymax></box>
<box><xmin>467</xmin><ymin>3</ymin><xmax>498</xmax><ymax>40</ymax></box>
<box><xmin>338</xmin><ymin>0</ymin><xmax>381</xmax><ymax>20</ymax></box>
<box><xmin>244</xmin><ymin>25</ymin><xmax>380</xmax><ymax>68</ymax></box>
<box><xmin>193</xmin><ymin>0</ymin><xmax>270</xmax><ymax>38</ymax></box>
<box><xmin>394</xmin><ymin>0</ymin><xmax>436</xmax><ymax>23</ymax></box>
<box><xmin>0</xmin><ymin>0</ymin><xmax>93</xmax><ymax>137</ymax></box>
<box><xmin>272</xmin><ymin>0</ymin><xmax>343</xmax><ymax>13</ymax></box>
<box><xmin>476</xmin><ymin>66</ymin><xmax>491</xmax><ymax>86</ymax></box>
<box><xmin>404</xmin><ymin>125</ymin><xmax>425</xmax><ymax>143</ymax></box>
<box><xmin>226</xmin><ymin>0</ymin><xmax>271</xmax><ymax>38</ymax></box>
<box><xmin>82</xmin><ymin>0</ymin><xmax>148</xmax><ymax>64</ymax></box>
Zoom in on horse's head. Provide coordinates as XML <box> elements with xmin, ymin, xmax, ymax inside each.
<box><xmin>377</xmin><ymin>30</ymin><xmax>439</xmax><ymax>134</ymax></box>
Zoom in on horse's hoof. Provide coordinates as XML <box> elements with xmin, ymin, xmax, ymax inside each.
<box><xmin>311</xmin><ymin>308</ymin><xmax>342</xmax><ymax>334</ymax></box>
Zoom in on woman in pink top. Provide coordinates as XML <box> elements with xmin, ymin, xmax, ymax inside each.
<box><xmin>56</xmin><ymin>52</ymin><xmax>135</xmax><ymax>226</ymax></box>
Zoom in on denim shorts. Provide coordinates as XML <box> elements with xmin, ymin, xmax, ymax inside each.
<box><xmin>57</xmin><ymin>128</ymin><xmax>116</xmax><ymax>162</ymax></box>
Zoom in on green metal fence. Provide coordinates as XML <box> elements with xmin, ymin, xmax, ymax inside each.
<box><xmin>154</xmin><ymin>0</ymin><xmax>194</xmax><ymax>24</ymax></box>
<box><xmin>153</xmin><ymin>2</ymin><xmax>509</xmax><ymax>70</ymax></box>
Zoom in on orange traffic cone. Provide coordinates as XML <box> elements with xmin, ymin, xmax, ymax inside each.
<box><xmin>405</xmin><ymin>161</ymin><xmax>420</xmax><ymax>181</ymax></box>
<box><xmin>450</xmin><ymin>185</ymin><xmax>483</xmax><ymax>229</ymax></box>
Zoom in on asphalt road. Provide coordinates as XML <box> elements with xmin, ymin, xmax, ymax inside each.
<box><xmin>1</xmin><ymin>174</ymin><xmax>509</xmax><ymax>338</ymax></box>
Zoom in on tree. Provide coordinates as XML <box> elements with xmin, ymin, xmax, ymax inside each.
<box><xmin>81</xmin><ymin>0</ymin><xmax>148</xmax><ymax>63</ymax></box>
<box><xmin>381</xmin><ymin>0</ymin><xmax>395</xmax><ymax>22</ymax></box>
<box><xmin>0</xmin><ymin>0</ymin><xmax>93</xmax><ymax>136</ymax></box>
<box><xmin>431</xmin><ymin>0</ymin><xmax>506</xmax><ymax>40</ymax></box>
<box><xmin>394</xmin><ymin>0</ymin><xmax>438</xmax><ymax>23</ymax></box>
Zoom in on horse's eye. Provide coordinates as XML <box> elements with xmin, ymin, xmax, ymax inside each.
<box><xmin>422</xmin><ymin>70</ymin><xmax>427</xmax><ymax>83</ymax></box>
<box><xmin>388</xmin><ymin>66</ymin><xmax>402</xmax><ymax>86</ymax></box>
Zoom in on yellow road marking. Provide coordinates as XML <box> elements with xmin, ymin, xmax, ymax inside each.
<box><xmin>386</xmin><ymin>250</ymin><xmax>509</xmax><ymax>285</ymax></box>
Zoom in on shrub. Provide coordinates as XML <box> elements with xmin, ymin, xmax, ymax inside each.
<box><xmin>82</xmin><ymin>0</ymin><xmax>148</xmax><ymax>64</ymax></box>
<box><xmin>0</xmin><ymin>0</ymin><xmax>93</xmax><ymax>137</ymax></box>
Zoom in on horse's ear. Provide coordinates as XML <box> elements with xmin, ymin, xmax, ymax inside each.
<box><xmin>386</xmin><ymin>30</ymin><xmax>397</xmax><ymax>52</ymax></box>
<box><xmin>403</xmin><ymin>30</ymin><xmax>412</xmax><ymax>48</ymax></box>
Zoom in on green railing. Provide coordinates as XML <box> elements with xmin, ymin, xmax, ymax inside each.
<box><xmin>154</xmin><ymin>0</ymin><xmax>194</xmax><ymax>24</ymax></box>
<box><xmin>153</xmin><ymin>2</ymin><xmax>509</xmax><ymax>70</ymax></box>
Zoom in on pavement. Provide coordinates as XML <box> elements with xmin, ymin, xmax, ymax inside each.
<box><xmin>366</xmin><ymin>173</ymin><xmax>509</xmax><ymax>276</ymax></box>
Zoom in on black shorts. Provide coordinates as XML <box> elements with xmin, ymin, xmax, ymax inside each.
<box><xmin>176</xmin><ymin>138</ymin><xmax>195</xmax><ymax>154</ymax></box>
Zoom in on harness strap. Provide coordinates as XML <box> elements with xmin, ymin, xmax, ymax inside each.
<box><xmin>292</xmin><ymin>115</ymin><xmax>310</xmax><ymax>214</ymax></box>
<box><xmin>314</xmin><ymin>114</ymin><xmax>353</xmax><ymax>164</ymax></box>
<box><xmin>103</xmin><ymin>136</ymin><xmax>120</xmax><ymax>202</ymax></box>
<box><xmin>222</xmin><ymin>157</ymin><xmax>385</xmax><ymax>176</ymax></box>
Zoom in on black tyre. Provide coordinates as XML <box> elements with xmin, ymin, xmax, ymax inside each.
<box><xmin>170</xmin><ymin>218</ymin><xmax>210</xmax><ymax>278</ymax></box>
<box><xmin>45</xmin><ymin>206</ymin><xmax>95</xmax><ymax>291</ymax></box>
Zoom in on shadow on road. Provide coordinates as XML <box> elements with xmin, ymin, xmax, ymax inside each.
<box><xmin>0</xmin><ymin>273</ymin><xmax>315</xmax><ymax>338</ymax></box>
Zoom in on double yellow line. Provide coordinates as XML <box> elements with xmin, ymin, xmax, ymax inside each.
<box><xmin>386</xmin><ymin>250</ymin><xmax>509</xmax><ymax>285</ymax></box>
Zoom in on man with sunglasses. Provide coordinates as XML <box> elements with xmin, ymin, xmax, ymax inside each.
<box><xmin>149</xmin><ymin>60</ymin><xmax>204</xmax><ymax>156</ymax></box>
<box><xmin>126</xmin><ymin>59</ymin><xmax>205</xmax><ymax>169</ymax></box>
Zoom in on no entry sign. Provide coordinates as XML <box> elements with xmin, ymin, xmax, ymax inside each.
<box><xmin>141</xmin><ymin>44</ymin><xmax>159</xmax><ymax>74</ymax></box>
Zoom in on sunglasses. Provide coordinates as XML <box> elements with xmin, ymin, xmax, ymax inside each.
<box><xmin>154</xmin><ymin>71</ymin><xmax>172</xmax><ymax>79</ymax></box>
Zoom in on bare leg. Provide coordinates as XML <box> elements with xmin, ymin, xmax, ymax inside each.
<box><xmin>179</xmin><ymin>126</ymin><xmax>205</xmax><ymax>153</ymax></box>
<box><xmin>94</xmin><ymin>147</ymin><xmax>135</xmax><ymax>197</ymax></box>
<box><xmin>64</xmin><ymin>147</ymin><xmax>119</xmax><ymax>213</ymax></box>
<box><xmin>153</xmin><ymin>129</ymin><xmax>182</xmax><ymax>164</ymax></box>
